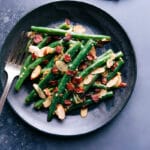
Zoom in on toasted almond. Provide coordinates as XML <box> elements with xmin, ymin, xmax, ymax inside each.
<box><xmin>106</xmin><ymin>73</ymin><xmax>121</xmax><ymax>88</ymax></box>
<box><xmin>115</xmin><ymin>72</ymin><xmax>122</xmax><ymax>87</ymax></box>
<box><xmin>33</xmin><ymin>84</ymin><xmax>46</xmax><ymax>99</ymax></box>
<box><xmin>29</xmin><ymin>45</ymin><xmax>40</xmax><ymax>53</ymax></box>
<box><xmin>43</xmin><ymin>88</ymin><xmax>53</xmax><ymax>97</ymax></box>
<box><xmin>90</xmin><ymin>46</ymin><xmax>97</xmax><ymax>59</ymax></box>
<box><xmin>73</xmin><ymin>94</ymin><xmax>83</xmax><ymax>104</ymax></box>
<box><xmin>43</xmin><ymin>96</ymin><xmax>52</xmax><ymax>108</ymax></box>
<box><xmin>98</xmin><ymin>89</ymin><xmax>107</xmax><ymax>98</ymax></box>
<box><xmin>91</xmin><ymin>67</ymin><xmax>105</xmax><ymax>75</ymax></box>
<box><xmin>80</xmin><ymin>107</ymin><xmax>88</xmax><ymax>118</ymax></box>
<box><xmin>55</xmin><ymin>60</ymin><xmax>68</xmax><ymax>72</ymax></box>
<box><xmin>30</xmin><ymin>65</ymin><xmax>41</xmax><ymax>80</ymax></box>
<box><xmin>41</xmin><ymin>46</ymin><xmax>55</xmax><ymax>55</ymax></box>
<box><xmin>83</xmin><ymin>74</ymin><xmax>94</xmax><ymax>85</ymax></box>
<box><xmin>55</xmin><ymin>104</ymin><xmax>66</xmax><ymax>120</ymax></box>
<box><xmin>106</xmin><ymin>59</ymin><xmax>114</xmax><ymax>68</ymax></box>
<box><xmin>27</xmin><ymin>31</ymin><xmax>36</xmax><ymax>38</ymax></box>
<box><xmin>73</xmin><ymin>25</ymin><xmax>86</xmax><ymax>33</ymax></box>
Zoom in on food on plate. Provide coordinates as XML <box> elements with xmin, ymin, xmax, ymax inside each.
<box><xmin>15</xmin><ymin>19</ymin><xmax>127</xmax><ymax>121</ymax></box>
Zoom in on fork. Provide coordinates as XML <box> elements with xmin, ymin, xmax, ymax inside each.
<box><xmin>0</xmin><ymin>32</ymin><xmax>28</xmax><ymax>113</ymax></box>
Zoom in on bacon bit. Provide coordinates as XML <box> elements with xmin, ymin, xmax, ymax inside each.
<box><xmin>91</xmin><ymin>94</ymin><xmax>100</xmax><ymax>102</ymax></box>
<box><xmin>79</xmin><ymin>62</ymin><xmax>88</xmax><ymax>71</ymax></box>
<box><xmin>66</xmin><ymin>82</ymin><xmax>75</xmax><ymax>91</ymax></box>
<box><xmin>73</xmin><ymin>25</ymin><xmax>86</xmax><ymax>33</ymax></box>
<box><xmin>75</xmin><ymin>86</ymin><xmax>84</xmax><ymax>94</ymax></box>
<box><xmin>72</xmin><ymin>76</ymin><xmax>83</xmax><ymax>84</ymax></box>
<box><xmin>66</xmin><ymin>70</ymin><xmax>77</xmax><ymax>76</ymax></box>
<box><xmin>42</xmin><ymin>59</ymin><xmax>49</xmax><ymax>65</ymax></box>
<box><xmin>119</xmin><ymin>82</ymin><xmax>127</xmax><ymax>87</ymax></box>
<box><xmin>43</xmin><ymin>88</ymin><xmax>52</xmax><ymax>97</ymax></box>
<box><xmin>32</xmin><ymin>53</ymin><xmax>37</xmax><ymax>59</ymax></box>
<box><xmin>63</xmin><ymin>33</ymin><xmax>72</xmax><ymax>42</ymax></box>
<box><xmin>80</xmin><ymin>107</ymin><xmax>88</xmax><ymax>118</ymax></box>
<box><xmin>94</xmin><ymin>88</ymin><xmax>101</xmax><ymax>92</ymax></box>
<box><xmin>101</xmin><ymin>77</ymin><xmax>107</xmax><ymax>85</ymax></box>
<box><xmin>111</xmin><ymin>62</ymin><xmax>118</xmax><ymax>71</ymax></box>
<box><xmin>49</xmin><ymin>80</ymin><xmax>58</xmax><ymax>86</ymax></box>
<box><xmin>64</xmin><ymin>54</ymin><xmax>72</xmax><ymax>63</ymax></box>
<box><xmin>30</xmin><ymin>65</ymin><xmax>41</xmax><ymax>80</ymax></box>
<box><xmin>51</xmin><ymin>66</ymin><xmax>59</xmax><ymax>74</ymax></box>
<box><xmin>87</xmin><ymin>53</ymin><xmax>95</xmax><ymax>61</ymax></box>
<box><xmin>53</xmin><ymin>87</ymin><xmax>58</xmax><ymax>93</ymax></box>
<box><xmin>52</xmin><ymin>36</ymin><xmax>61</xmax><ymax>40</ymax></box>
<box><xmin>33</xmin><ymin>34</ymin><xmax>43</xmax><ymax>44</ymax></box>
<box><xmin>64</xmin><ymin>100</ymin><xmax>72</xmax><ymax>105</ymax></box>
<box><xmin>65</xmin><ymin>18</ymin><xmax>71</xmax><ymax>25</ymax></box>
<box><xmin>46</xmin><ymin>37</ymin><xmax>52</xmax><ymax>44</ymax></box>
<box><xmin>55</xmin><ymin>45</ymin><xmax>63</xmax><ymax>54</ymax></box>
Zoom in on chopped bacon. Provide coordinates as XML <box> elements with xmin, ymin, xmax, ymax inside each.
<box><xmin>63</xmin><ymin>33</ymin><xmax>72</xmax><ymax>42</ymax></box>
<box><xmin>65</xmin><ymin>18</ymin><xmax>71</xmax><ymax>25</ymax></box>
<box><xmin>91</xmin><ymin>94</ymin><xmax>99</xmax><ymax>102</ymax></box>
<box><xmin>66</xmin><ymin>70</ymin><xmax>77</xmax><ymax>76</ymax></box>
<box><xmin>49</xmin><ymin>80</ymin><xmax>58</xmax><ymax>86</ymax></box>
<box><xmin>111</xmin><ymin>62</ymin><xmax>118</xmax><ymax>71</ymax></box>
<box><xmin>79</xmin><ymin>62</ymin><xmax>88</xmax><ymax>71</ymax></box>
<box><xmin>66</xmin><ymin>82</ymin><xmax>75</xmax><ymax>91</ymax></box>
<box><xmin>64</xmin><ymin>100</ymin><xmax>72</xmax><ymax>105</ymax></box>
<box><xmin>33</xmin><ymin>34</ymin><xmax>43</xmax><ymax>44</ymax></box>
<box><xmin>52</xmin><ymin>36</ymin><xmax>61</xmax><ymax>40</ymax></box>
<box><xmin>31</xmin><ymin>53</ymin><xmax>37</xmax><ymax>59</ymax></box>
<box><xmin>72</xmin><ymin>76</ymin><xmax>83</xmax><ymax>84</ymax></box>
<box><xmin>119</xmin><ymin>82</ymin><xmax>127</xmax><ymax>87</ymax></box>
<box><xmin>94</xmin><ymin>88</ymin><xmax>101</xmax><ymax>92</ymax></box>
<box><xmin>74</xmin><ymin>87</ymin><xmax>84</xmax><ymax>94</ymax></box>
<box><xmin>101</xmin><ymin>77</ymin><xmax>107</xmax><ymax>85</ymax></box>
<box><xmin>55</xmin><ymin>45</ymin><xmax>63</xmax><ymax>54</ymax></box>
<box><xmin>51</xmin><ymin>66</ymin><xmax>59</xmax><ymax>74</ymax></box>
<box><xmin>46</xmin><ymin>37</ymin><xmax>52</xmax><ymax>44</ymax></box>
<box><xmin>64</xmin><ymin>54</ymin><xmax>72</xmax><ymax>63</ymax></box>
<box><xmin>53</xmin><ymin>87</ymin><xmax>58</xmax><ymax>93</ymax></box>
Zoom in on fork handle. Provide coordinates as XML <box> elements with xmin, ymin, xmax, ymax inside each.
<box><xmin>0</xmin><ymin>73</ymin><xmax>15</xmax><ymax>113</ymax></box>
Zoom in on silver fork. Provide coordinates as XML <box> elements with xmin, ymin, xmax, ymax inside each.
<box><xmin>0</xmin><ymin>32</ymin><xmax>28</xmax><ymax>113</ymax></box>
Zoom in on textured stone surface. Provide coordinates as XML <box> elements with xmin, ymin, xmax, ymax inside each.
<box><xmin>0</xmin><ymin>0</ymin><xmax>150</xmax><ymax>150</ymax></box>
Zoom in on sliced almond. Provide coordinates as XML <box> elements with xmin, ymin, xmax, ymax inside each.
<box><xmin>80</xmin><ymin>107</ymin><xmax>88</xmax><ymax>118</ymax></box>
<box><xmin>55</xmin><ymin>60</ymin><xmax>68</xmax><ymax>72</ymax></box>
<box><xmin>90</xmin><ymin>46</ymin><xmax>97</xmax><ymax>59</ymax></box>
<box><xmin>73</xmin><ymin>25</ymin><xmax>86</xmax><ymax>33</ymax></box>
<box><xmin>33</xmin><ymin>84</ymin><xmax>46</xmax><ymax>99</ymax></box>
<box><xmin>91</xmin><ymin>67</ymin><xmax>105</xmax><ymax>75</ymax></box>
<box><xmin>98</xmin><ymin>89</ymin><xmax>107</xmax><ymax>98</ymax></box>
<box><xmin>115</xmin><ymin>72</ymin><xmax>122</xmax><ymax>87</ymax></box>
<box><xmin>106</xmin><ymin>59</ymin><xmax>114</xmax><ymax>68</ymax></box>
<box><xmin>55</xmin><ymin>104</ymin><xmax>66</xmax><ymax>120</ymax></box>
<box><xmin>41</xmin><ymin>46</ymin><xmax>55</xmax><ymax>55</ymax></box>
<box><xmin>29</xmin><ymin>45</ymin><xmax>40</xmax><ymax>53</ymax></box>
<box><xmin>27</xmin><ymin>31</ymin><xmax>36</xmax><ymax>38</ymax></box>
<box><xmin>43</xmin><ymin>88</ymin><xmax>53</xmax><ymax>97</ymax></box>
<box><xmin>73</xmin><ymin>94</ymin><xmax>83</xmax><ymax>104</ymax></box>
<box><xmin>106</xmin><ymin>73</ymin><xmax>121</xmax><ymax>88</ymax></box>
<box><xmin>30</xmin><ymin>65</ymin><xmax>41</xmax><ymax>80</ymax></box>
<box><xmin>83</xmin><ymin>74</ymin><xmax>94</xmax><ymax>85</ymax></box>
<box><xmin>43</xmin><ymin>96</ymin><xmax>52</xmax><ymax>108</ymax></box>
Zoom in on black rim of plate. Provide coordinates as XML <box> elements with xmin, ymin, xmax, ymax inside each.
<box><xmin>0</xmin><ymin>1</ymin><xmax>137</xmax><ymax>136</ymax></box>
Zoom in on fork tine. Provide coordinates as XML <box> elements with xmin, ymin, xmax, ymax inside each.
<box><xmin>8</xmin><ymin>31</ymin><xmax>28</xmax><ymax>64</ymax></box>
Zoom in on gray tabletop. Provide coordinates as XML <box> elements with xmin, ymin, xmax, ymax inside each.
<box><xmin>0</xmin><ymin>0</ymin><xmax>150</xmax><ymax>150</ymax></box>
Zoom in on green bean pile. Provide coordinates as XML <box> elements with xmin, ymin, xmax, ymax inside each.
<box><xmin>15</xmin><ymin>19</ymin><xmax>127</xmax><ymax>121</ymax></box>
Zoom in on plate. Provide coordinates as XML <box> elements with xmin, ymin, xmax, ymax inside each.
<box><xmin>0</xmin><ymin>1</ymin><xmax>137</xmax><ymax>136</ymax></box>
